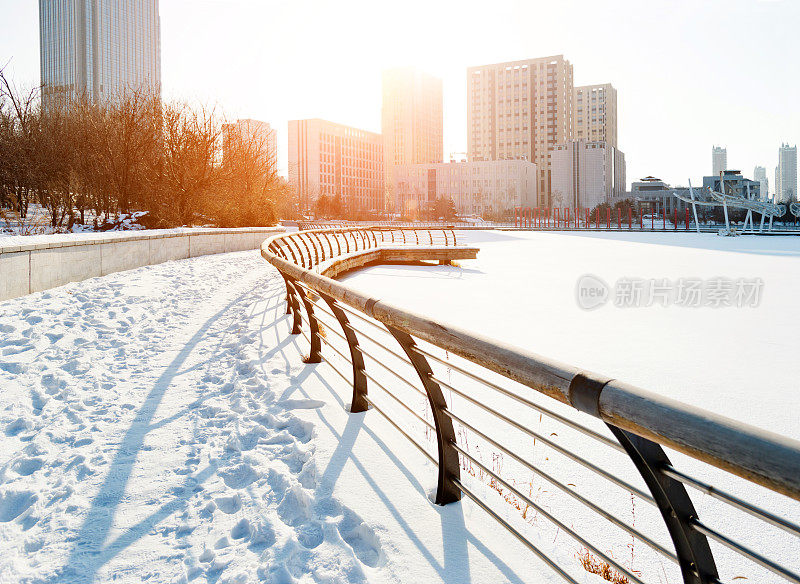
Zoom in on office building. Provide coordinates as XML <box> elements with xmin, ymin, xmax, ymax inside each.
<box><xmin>702</xmin><ymin>170</ymin><xmax>761</xmax><ymax>199</ymax></box>
<box><xmin>551</xmin><ymin>140</ymin><xmax>625</xmax><ymax>209</ymax></box>
<box><xmin>223</xmin><ymin>119</ymin><xmax>277</xmax><ymax>172</ymax></box>
<box><xmin>39</xmin><ymin>0</ymin><xmax>161</xmax><ymax>104</ymax></box>
<box><xmin>775</xmin><ymin>143</ymin><xmax>797</xmax><ymax>203</ymax></box>
<box><xmin>467</xmin><ymin>55</ymin><xmax>574</xmax><ymax>206</ymax></box>
<box><xmin>630</xmin><ymin>177</ymin><xmax>708</xmax><ymax>216</ymax></box>
<box><xmin>382</xmin><ymin>68</ymin><xmax>443</xmax><ymax>208</ymax></box>
<box><xmin>712</xmin><ymin>146</ymin><xmax>727</xmax><ymax>176</ymax></box>
<box><xmin>753</xmin><ymin>166</ymin><xmax>769</xmax><ymax>201</ymax></box>
<box><xmin>573</xmin><ymin>84</ymin><xmax>617</xmax><ymax>148</ymax></box>
<box><xmin>288</xmin><ymin>119</ymin><xmax>384</xmax><ymax>213</ymax></box>
<box><xmin>394</xmin><ymin>160</ymin><xmax>537</xmax><ymax>217</ymax></box>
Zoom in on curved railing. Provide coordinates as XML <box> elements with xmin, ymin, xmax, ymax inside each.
<box><xmin>262</xmin><ymin>227</ymin><xmax>800</xmax><ymax>584</ymax></box>
<box><xmin>268</xmin><ymin>226</ymin><xmax>461</xmax><ymax>270</ymax></box>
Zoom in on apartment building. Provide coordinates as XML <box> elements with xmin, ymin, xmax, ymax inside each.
<box><xmin>573</xmin><ymin>84</ymin><xmax>617</xmax><ymax>148</ymax></box>
<box><xmin>288</xmin><ymin>119</ymin><xmax>384</xmax><ymax>213</ymax></box>
<box><xmin>39</xmin><ymin>0</ymin><xmax>161</xmax><ymax>104</ymax></box>
<box><xmin>467</xmin><ymin>55</ymin><xmax>574</xmax><ymax>206</ymax></box>
<box><xmin>382</xmin><ymin>67</ymin><xmax>444</xmax><ymax>209</ymax></box>
<box><xmin>222</xmin><ymin>119</ymin><xmax>277</xmax><ymax>171</ymax></box>
<box><xmin>394</xmin><ymin>159</ymin><xmax>537</xmax><ymax>217</ymax></box>
<box><xmin>551</xmin><ymin>140</ymin><xmax>626</xmax><ymax>210</ymax></box>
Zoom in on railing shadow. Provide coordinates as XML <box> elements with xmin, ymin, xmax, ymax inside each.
<box><xmin>61</xmin><ymin>287</ymin><xmax>266</xmax><ymax>581</ymax></box>
<box><xmin>278</xmin><ymin>339</ymin><xmax>526</xmax><ymax>584</ymax></box>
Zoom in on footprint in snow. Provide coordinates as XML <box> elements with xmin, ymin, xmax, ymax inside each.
<box><xmin>0</xmin><ymin>490</ymin><xmax>38</xmax><ymax>523</ymax></box>
<box><xmin>11</xmin><ymin>457</ymin><xmax>44</xmax><ymax>477</ymax></box>
<box><xmin>214</xmin><ymin>493</ymin><xmax>242</xmax><ymax>514</ymax></box>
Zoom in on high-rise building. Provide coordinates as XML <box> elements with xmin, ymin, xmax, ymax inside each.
<box><xmin>551</xmin><ymin>140</ymin><xmax>626</xmax><ymax>210</ymax></box>
<box><xmin>288</xmin><ymin>119</ymin><xmax>384</xmax><ymax>214</ymax></box>
<box><xmin>393</xmin><ymin>159</ymin><xmax>537</xmax><ymax>217</ymax></box>
<box><xmin>39</xmin><ymin>0</ymin><xmax>161</xmax><ymax>105</ymax></box>
<box><xmin>381</xmin><ymin>68</ymin><xmax>443</xmax><ymax>210</ymax></box>
<box><xmin>467</xmin><ymin>55</ymin><xmax>574</xmax><ymax>206</ymax></box>
<box><xmin>712</xmin><ymin>146</ymin><xmax>727</xmax><ymax>176</ymax></box>
<box><xmin>775</xmin><ymin>143</ymin><xmax>797</xmax><ymax>203</ymax></box>
<box><xmin>753</xmin><ymin>166</ymin><xmax>769</xmax><ymax>201</ymax></box>
<box><xmin>573</xmin><ymin>84</ymin><xmax>617</xmax><ymax>148</ymax></box>
<box><xmin>223</xmin><ymin>119</ymin><xmax>278</xmax><ymax>172</ymax></box>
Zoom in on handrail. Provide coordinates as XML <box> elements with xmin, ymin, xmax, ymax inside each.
<box><xmin>262</xmin><ymin>227</ymin><xmax>800</xmax><ymax>584</ymax></box>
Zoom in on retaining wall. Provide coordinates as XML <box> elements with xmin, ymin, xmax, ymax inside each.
<box><xmin>0</xmin><ymin>227</ymin><xmax>284</xmax><ymax>302</ymax></box>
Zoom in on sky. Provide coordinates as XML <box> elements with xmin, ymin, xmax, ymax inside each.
<box><xmin>1</xmin><ymin>0</ymin><xmax>798</xmax><ymax>187</ymax></box>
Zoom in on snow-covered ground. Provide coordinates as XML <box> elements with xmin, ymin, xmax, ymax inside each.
<box><xmin>1</xmin><ymin>231</ymin><xmax>799</xmax><ymax>584</ymax></box>
<box><xmin>0</xmin><ymin>248</ymin><xmax>553</xmax><ymax>584</ymax></box>
<box><xmin>0</xmin><ymin>205</ymin><xmax>147</xmax><ymax>238</ymax></box>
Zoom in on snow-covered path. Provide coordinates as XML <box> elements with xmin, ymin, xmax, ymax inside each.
<box><xmin>0</xmin><ymin>250</ymin><xmax>543</xmax><ymax>584</ymax></box>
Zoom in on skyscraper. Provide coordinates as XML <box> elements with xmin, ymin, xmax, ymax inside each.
<box><xmin>712</xmin><ymin>146</ymin><xmax>727</xmax><ymax>176</ymax></box>
<box><xmin>39</xmin><ymin>0</ymin><xmax>161</xmax><ymax>104</ymax></box>
<box><xmin>775</xmin><ymin>144</ymin><xmax>797</xmax><ymax>203</ymax></box>
<box><xmin>753</xmin><ymin>166</ymin><xmax>769</xmax><ymax>201</ymax></box>
<box><xmin>381</xmin><ymin>68</ymin><xmax>443</xmax><ymax>210</ymax></box>
<box><xmin>467</xmin><ymin>55</ymin><xmax>574</xmax><ymax>206</ymax></box>
<box><xmin>573</xmin><ymin>84</ymin><xmax>617</xmax><ymax>148</ymax></box>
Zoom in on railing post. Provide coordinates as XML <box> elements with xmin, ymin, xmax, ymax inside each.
<box><xmin>320</xmin><ymin>294</ymin><xmax>369</xmax><ymax>412</ymax></box>
<box><xmin>283</xmin><ymin>276</ymin><xmax>302</xmax><ymax>334</ymax></box>
<box><xmin>292</xmin><ymin>282</ymin><xmax>322</xmax><ymax>363</ymax></box>
<box><xmin>607</xmin><ymin>425</ymin><xmax>719</xmax><ymax>584</ymax></box>
<box><xmin>321</xmin><ymin>232</ymin><xmax>333</xmax><ymax>261</ymax></box>
<box><xmin>297</xmin><ymin>234</ymin><xmax>312</xmax><ymax>267</ymax></box>
<box><xmin>310</xmin><ymin>233</ymin><xmax>320</xmax><ymax>265</ymax></box>
<box><xmin>280</xmin><ymin>273</ymin><xmax>293</xmax><ymax>315</ymax></box>
<box><xmin>386</xmin><ymin>326</ymin><xmax>462</xmax><ymax>505</ymax></box>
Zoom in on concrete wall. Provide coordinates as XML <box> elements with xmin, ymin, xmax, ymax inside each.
<box><xmin>0</xmin><ymin>227</ymin><xmax>284</xmax><ymax>302</ymax></box>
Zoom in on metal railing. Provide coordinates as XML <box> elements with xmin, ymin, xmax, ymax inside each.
<box><xmin>268</xmin><ymin>226</ymin><xmax>459</xmax><ymax>270</ymax></box>
<box><xmin>262</xmin><ymin>227</ymin><xmax>800</xmax><ymax>584</ymax></box>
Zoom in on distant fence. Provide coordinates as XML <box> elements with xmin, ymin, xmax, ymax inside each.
<box><xmin>0</xmin><ymin>226</ymin><xmax>284</xmax><ymax>301</ymax></box>
<box><xmin>513</xmin><ymin>206</ymin><xmax>800</xmax><ymax>233</ymax></box>
<box><xmin>262</xmin><ymin>226</ymin><xmax>800</xmax><ymax>584</ymax></box>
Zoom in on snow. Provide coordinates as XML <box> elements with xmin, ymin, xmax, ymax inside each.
<box><xmin>343</xmin><ymin>230</ymin><xmax>800</xmax><ymax>437</ymax></box>
<box><xmin>0</xmin><ymin>205</ymin><xmax>147</xmax><ymax>238</ymax></box>
<box><xmin>0</xmin><ymin>249</ymin><xmax>555</xmax><ymax>584</ymax></box>
<box><xmin>339</xmin><ymin>230</ymin><xmax>800</xmax><ymax>583</ymax></box>
<box><xmin>1</xmin><ymin>231</ymin><xmax>799</xmax><ymax>583</ymax></box>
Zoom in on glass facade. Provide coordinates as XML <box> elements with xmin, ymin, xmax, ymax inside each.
<box><xmin>40</xmin><ymin>0</ymin><xmax>161</xmax><ymax>104</ymax></box>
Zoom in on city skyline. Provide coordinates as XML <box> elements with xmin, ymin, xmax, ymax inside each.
<box><xmin>1</xmin><ymin>0</ymin><xmax>798</xmax><ymax>187</ymax></box>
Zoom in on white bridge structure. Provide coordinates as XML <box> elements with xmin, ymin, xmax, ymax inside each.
<box><xmin>674</xmin><ymin>176</ymin><xmax>787</xmax><ymax>235</ymax></box>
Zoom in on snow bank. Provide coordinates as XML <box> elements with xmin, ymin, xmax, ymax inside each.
<box><xmin>0</xmin><ymin>227</ymin><xmax>282</xmax><ymax>302</ymax></box>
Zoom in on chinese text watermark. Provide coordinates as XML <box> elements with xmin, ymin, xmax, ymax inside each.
<box><xmin>576</xmin><ymin>275</ymin><xmax>763</xmax><ymax>310</ymax></box>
